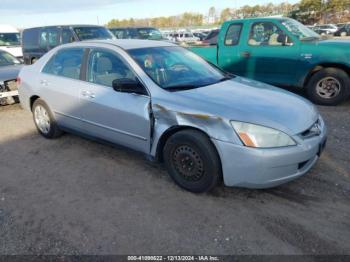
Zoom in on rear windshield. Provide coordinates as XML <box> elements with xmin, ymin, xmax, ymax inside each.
<box><xmin>0</xmin><ymin>33</ymin><xmax>21</xmax><ymax>46</ymax></box>
<box><xmin>73</xmin><ymin>27</ymin><xmax>114</xmax><ymax>41</ymax></box>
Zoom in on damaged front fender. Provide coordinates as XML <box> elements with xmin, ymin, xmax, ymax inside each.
<box><xmin>150</xmin><ymin>103</ymin><xmax>240</xmax><ymax>157</ymax></box>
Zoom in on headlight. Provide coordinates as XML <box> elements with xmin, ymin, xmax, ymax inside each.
<box><xmin>231</xmin><ymin>121</ymin><xmax>296</xmax><ymax>148</ymax></box>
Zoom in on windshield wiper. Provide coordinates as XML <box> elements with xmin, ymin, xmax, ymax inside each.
<box><xmin>218</xmin><ymin>76</ymin><xmax>232</xmax><ymax>82</ymax></box>
<box><xmin>164</xmin><ymin>84</ymin><xmax>201</xmax><ymax>92</ymax></box>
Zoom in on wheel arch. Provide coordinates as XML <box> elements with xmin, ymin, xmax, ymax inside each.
<box><xmin>155</xmin><ymin>125</ymin><xmax>220</xmax><ymax>164</ymax></box>
<box><xmin>29</xmin><ymin>95</ymin><xmax>41</xmax><ymax>111</ymax></box>
<box><xmin>303</xmin><ymin>63</ymin><xmax>350</xmax><ymax>87</ymax></box>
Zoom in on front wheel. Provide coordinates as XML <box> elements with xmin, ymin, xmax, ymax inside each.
<box><xmin>32</xmin><ymin>99</ymin><xmax>63</xmax><ymax>138</ymax></box>
<box><xmin>163</xmin><ymin>130</ymin><xmax>221</xmax><ymax>193</ymax></box>
<box><xmin>306</xmin><ymin>68</ymin><xmax>350</xmax><ymax>106</ymax></box>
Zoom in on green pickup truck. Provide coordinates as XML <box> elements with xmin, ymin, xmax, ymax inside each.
<box><xmin>190</xmin><ymin>17</ymin><xmax>350</xmax><ymax>105</ymax></box>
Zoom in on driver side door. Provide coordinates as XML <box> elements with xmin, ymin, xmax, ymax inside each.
<box><xmin>241</xmin><ymin>21</ymin><xmax>300</xmax><ymax>86</ymax></box>
<box><xmin>79</xmin><ymin>48</ymin><xmax>151</xmax><ymax>153</ymax></box>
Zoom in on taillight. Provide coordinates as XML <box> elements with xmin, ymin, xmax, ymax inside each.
<box><xmin>16</xmin><ymin>77</ymin><xmax>21</xmax><ymax>86</ymax></box>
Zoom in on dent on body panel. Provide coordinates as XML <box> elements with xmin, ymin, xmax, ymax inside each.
<box><xmin>150</xmin><ymin>103</ymin><xmax>236</xmax><ymax>156</ymax></box>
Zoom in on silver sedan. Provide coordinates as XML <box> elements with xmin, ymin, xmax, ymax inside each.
<box><xmin>18</xmin><ymin>40</ymin><xmax>327</xmax><ymax>193</ymax></box>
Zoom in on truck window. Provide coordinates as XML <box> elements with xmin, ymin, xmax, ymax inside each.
<box><xmin>225</xmin><ymin>24</ymin><xmax>242</xmax><ymax>46</ymax></box>
<box><xmin>23</xmin><ymin>29</ymin><xmax>39</xmax><ymax>51</ymax></box>
<box><xmin>62</xmin><ymin>28</ymin><xmax>75</xmax><ymax>44</ymax></box>
<box><xmin>249</xmin><ymin>22</ymin><xmax>290</xmax><ymax>46</ymax></box>
<box><xmin>47</xmin><ymin>28</ymin><xmax>60</xmax><ymax>48</ymax></box>
<box><xmin>39</xmin><ymin>30</ymin><xmax>47</xmax><ymax>49</ymax></box>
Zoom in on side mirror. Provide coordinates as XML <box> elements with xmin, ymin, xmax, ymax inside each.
<box><xmin>277</xmin><ymin>34</ymin><xmax>293</xmax><ymax>46</ymax></box>
<box><xmin>112</xmin><ymin>78</ymin><xmax>147</xmax><ymax>95</ymax></box>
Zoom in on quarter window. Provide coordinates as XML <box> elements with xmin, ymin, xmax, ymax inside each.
<box><xmin>225</xmin><ymin>24</ymin><xmax>242</xmax><ymax>46</ymax></box>
<box><xmin>87</xmin><ymin>50</ymin><xmax>136</xmax><ymax>87</ymax></box>
<box><xmin>42</xmin><ymin>48</ymin><xmax>84</xmax><ymax>80</ymax></box>
<box><xmin>248</xmin><ymin>22</ymin><xmax>292</xmax><ymax>46</ymax></box>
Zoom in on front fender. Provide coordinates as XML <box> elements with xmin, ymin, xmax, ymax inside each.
<box><xmin>150</xmin><ymin>103</ymin><xmax>241</xmax><ymax>157</ymax></box>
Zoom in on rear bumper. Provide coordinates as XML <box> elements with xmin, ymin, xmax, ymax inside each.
<box><xmin>212</xmin><ymin>128</ymin><xmax>327</xmax><ymax>189</ymax></box>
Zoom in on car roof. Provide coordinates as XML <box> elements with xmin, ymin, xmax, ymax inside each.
<box><xmin>225</xmin><ymin>17</ymin><xmax>288</xmax><ymax>23</ymax></box>
<box><xmin>23</xmin><ymin>25</ymin><xmax>105</xmax><ymax>31</ymax></box>
<box><xmin>70</xmin><ymin>39</ymin><xmax>177</xmax><ymax>50</ymax></box>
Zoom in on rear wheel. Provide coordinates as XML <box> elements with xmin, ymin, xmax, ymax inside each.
<box><xmin>163</xmin><ymin>129</ymin><xmax>221</xmax><ymax>193</ymax></box>
<box><xmin>306</xmin><ymin>68</ymin><xmax>350</xmax><ymax>106</ymax></box>
<box><xmin>32</xmin><ymin>99</ymin><xmax>63</xmax><ymax>139</ymax></box>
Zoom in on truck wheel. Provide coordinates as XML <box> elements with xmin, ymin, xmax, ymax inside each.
<box><xmin>307</xmin><ymin>68</ymin><xmax>350</xmax><ymax>106</ymax></box>
<box><xmin>31</xmin><ymin>58</ymin><xmax>38</xmax><ymax>64</ymax></box>
<box><xmin>32</xmin><ymin>99</ymin><xmax>63</xmax><ymax>139</ymax></box>
<box><xmin>163</xmin><ymin>129</ymin><xmax>221</xmax><ymax>193</ymax></box>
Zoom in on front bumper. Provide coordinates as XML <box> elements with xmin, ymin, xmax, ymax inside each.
<box><xmin>212</xmin><ymin>125</ymin><xmax>327</xmax><ymax>189</ymax></box>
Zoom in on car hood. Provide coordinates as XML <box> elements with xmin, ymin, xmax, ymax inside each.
<box><xmin>0</xmin><ymin>64</ymin><xmax>23</xmax><ymax>82</ymax></box>
<box><xmin>165</xmin><ymin>77</ymin><xmax>319</xmax><ymax>135</ymax></box>
<box><xmin>314</xmin><ymin>38</ymin><xmax>350</xmax><ymax>47</ymax></box>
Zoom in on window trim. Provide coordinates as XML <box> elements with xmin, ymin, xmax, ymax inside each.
<box><xmin>248</xmin><ymin>21</ymin><xmax>294</xmax><ymax>47</ymax></box>
<box><xmin>224</xmin><ymin>23</ymin><xmax>243</xmax><ymax>46</ymax></box>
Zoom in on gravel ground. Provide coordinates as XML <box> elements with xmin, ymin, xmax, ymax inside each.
<box><xmin>0</xmin><ymin>100</ymin><xmax>349</xmax><ymax>255</ymax></box>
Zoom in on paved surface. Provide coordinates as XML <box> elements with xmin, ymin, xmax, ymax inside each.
<box><xmin>0</xmin><ymin>100</ymin><xmax>349</xmax><ymax>255</ymax></box>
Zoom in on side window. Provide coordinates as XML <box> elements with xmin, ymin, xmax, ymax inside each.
<box><xmin>87</xmin><ymin>50</ymin><xmax>136</xmax><ymax>87</ymax></box>
<box><xmin>47</xmin><ymin>28</ymin><xmax>60</xmax><ymax>48</ymax></box>
<box><xmin>248</xmin><ymin>22</ymin><xmax>291</xmax><ymax>46</ymax></box>
<box><xmin>225</xmin><ymin>24</ymin><xmax>242</xmax><ymax>46</ymax></box>
<box><xmin>62</xmin><ymin>29</ymin><xmax>75</xmax><ymax>44</ymax></box>
<box><xmin>39</xmin><ymin>30</ymin><xmax>47</xmax><ymax>49</ymax></box>
<box><xmin>22</xmin><ymin>28</ymin><xmax>39</xmax><ymax>51</ymax></box>
<box><xmin>42</xmin><ymin>48</ymin><xmax>84</xmax><ymax>80</ymax></box>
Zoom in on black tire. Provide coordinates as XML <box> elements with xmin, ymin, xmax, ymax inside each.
<box><xmin>163</xmin><ymin>129</ymin><xmax>221</xmax><ymax>193</ymax></box>
<box><xmin>32</xmin><ymin>99</ymin><xmax>63</xmax><ymax>139</ymax></box>
<box><xmin>306</xmin><ymin>67</ymin><xmax>350</xmax><ymax>106</ymax></box>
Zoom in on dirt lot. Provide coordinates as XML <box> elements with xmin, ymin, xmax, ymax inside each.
<box><xmin>0</xmin><ymin>100</ymin><xmax>349</xmax><ymax>255</ymax></box>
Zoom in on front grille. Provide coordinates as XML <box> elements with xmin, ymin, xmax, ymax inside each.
<box><xmin>4</xmin><ymin>80</ymin><xmax>18</xmax><ymax>91</ymax></box>
<box><xmin>300</xmin><ymin>119</ymin><xmax>322</xmax><ymax>139</ymax></box>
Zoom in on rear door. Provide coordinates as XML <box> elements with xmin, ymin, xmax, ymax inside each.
<box><xmin>78</xmin><ymin>48</ymin><xmax>151</xmax><ymax>153</ymax></box>
<box><xmin>40</xmin><ymin>47</ymin><xmax>85</xmax><ymax>130</ymax></box>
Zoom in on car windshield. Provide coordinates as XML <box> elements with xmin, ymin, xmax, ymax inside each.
<box><xmin>137</xmin><ymin>28</ymin><xmax>163</xmax><ymax>40</ymax></box>
<box><xmin>73</xmin><ymin>27</ymin><xmax>114</xmax><ymax>41</ymax></box>
<box><xmin>281</xmin><ymin>19</ymin><xmax>321</xmax><ymax>40</ymax></box>
<box><xmin>0</xmin><ymin>51</ymin><xmax>21</xmax><ymax>66</ymax></box>
<box><xmin>0</xmin><ymin>33</ymin><xmax>21</xmax><ymax>46</ymax></box>
<box><xmin>128</xmin><ymin>46</ymin><xmax>228</xmax><ymax>90</ymax></box>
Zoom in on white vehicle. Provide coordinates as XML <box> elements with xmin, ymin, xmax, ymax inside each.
<box><xmin>177</xmin><ymin>32</ymin><xmax>200</xmax><ymax>43</ymax></box>
<box><xmin>313</xmin><ymin>24</ymin><xmax>338</xmax><ymax>35</ymax></box>
<box><xmin>0</xmin><ymin>25</ymin><xmax>23</xmax><ymax>59</ymax></box>
<box><xmin>165</xmin><ymin>32</ymin><xmax>200</xmax><ymax>43</ymax></box>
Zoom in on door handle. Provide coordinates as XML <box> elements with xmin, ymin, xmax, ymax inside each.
<box><xmin>81</xmin><ymin>90</ymin><xmax>95</xmax><ymax>99</ymax></box>
<box><xmin>241</xmin><ymin>51</ymin><xmax>251</xmax><ymax>58</ymax></box>
<box><xmin>40</xmin><ymin>79</ymin><xmax>49</xmax><ymax>86</ymax></box>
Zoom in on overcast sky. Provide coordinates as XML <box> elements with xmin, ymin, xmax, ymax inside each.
<box><xmin>0</xmin><ymin>0</ymin><xmax>298</xmax><ymax>28</ymax></box>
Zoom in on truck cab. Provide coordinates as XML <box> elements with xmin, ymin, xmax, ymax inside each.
<box><xmin>190</xmin><ymin>18</ymin><xmax>350</xmax><ymax>105</ymax></box>
<box><xmin>0</xmin><ymin>25</ymin><xmax>23</xmax><ymax>59</ymax></box>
